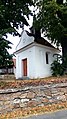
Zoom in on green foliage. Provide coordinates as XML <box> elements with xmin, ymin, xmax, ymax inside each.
<box><xmin>51</xmin><ymin>60</ymin><xmax>63</xmax><ymax>76</ymax></box>
<box><xmin>0</xmin><ymin>38</ymin><xmax>13</xmax><ymax>68</ymax></box>
<box><xmin>0</xmin><ymin>0</ymin><xmax>33</xmax><ymax>36</ymax></box>
<box><xmin>51</xmin><ymin>54</ymin><xmax>67</xmax><ymax>76</ymax></box>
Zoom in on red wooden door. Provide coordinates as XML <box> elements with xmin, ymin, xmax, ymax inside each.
<box><xmin>22</xmin><ymin>58</ymin><xmax>27</xmax><ymax>76</ymax></box>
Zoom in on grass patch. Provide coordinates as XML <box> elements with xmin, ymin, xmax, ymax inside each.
<box><xmin>0</xmin><ymin>81</ymin><xmax>8</xmax><ymax>89</ymax></box>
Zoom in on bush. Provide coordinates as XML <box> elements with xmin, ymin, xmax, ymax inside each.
<box><xmin>51</xmin><ymin>61</ymin><xmax>64</xmax><ymax>76</ymax></box>
<box><xmin>51</xmin><ymin>54</ymin><xmax>67</xmax><ymax>76</ymax></box>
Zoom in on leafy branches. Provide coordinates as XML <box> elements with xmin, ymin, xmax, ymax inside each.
<box><xmin>0</xmin><ymin>0</ymin><xmax>33</xmax><ymax>37</ymax></box>
<box><xmin>0</xmin><ymin>0</ymin><xmax>33</xmax><ymax>68</ymax></box>
<box><xmin>34</xmin><ymin>0</ymin><xmax>67</xmax><ymax>45</ymax></box>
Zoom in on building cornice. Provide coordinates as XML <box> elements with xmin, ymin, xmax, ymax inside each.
<box><xmin>14</xmin><ymin>42</ymin><xmax>60</xmax><ymax>54</ymax></box>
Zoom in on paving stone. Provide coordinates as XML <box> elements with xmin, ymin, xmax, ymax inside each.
<box><xmin>41</xmin><ymin>97</ymin><xmax>49</xmax><ymax>103</ymax></box>
<box><xmin>57</xmin><ymin>95</ymin><xmax>66</xmax><ymax>101</ymax></box>
<box><xmin>14</xmin><ymin>103</ymin><xmax>20</xmax><ymax>108</ymax></box>
<box><xmin>27</xmin><ymin>100</ymin><xmax>40</xmax><ymax>107</ymax></box>
<box><xmin>20</xmin><ymin>93</ymin><xmax>27</xmax><ymax>98</ymax></box>
<box><xmin>20</xmin><ymin>102</ymin><xmax>27</xmax><ymax>108</ymax></box>
<box><xmin>21</xmin><ymin>98</ymin><xmax>29</xmax><ymax>103</ymax></box>
<box><xmin>13</xmin><ymin>98</ymin><xmax>21</xmax><ymax>104</ymax></box>
<box><xmin>27</xmin><ymin>92</ymin><xmax>36</xmax><ymax>99</ymax></box>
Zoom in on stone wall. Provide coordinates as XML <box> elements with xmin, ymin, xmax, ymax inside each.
<box><xmin>0</xmin><ymin>83</ymin><xmax>67</xmax><ymax>114</ymax></box>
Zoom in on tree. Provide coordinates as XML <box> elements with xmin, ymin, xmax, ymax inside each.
<box><xmin>0</xmin><ymin>0</ymin><xmax>33</xmax><ymax>68</ymax></box>
<box><xmin>0</xmin><ymin>38</ymin><xmax>13</xmax><ymax>67</ymax></box>
<box><xmin>33</xmin><ymin>0</ymin><xmax>67</xmax><ymax>57</ymax></box>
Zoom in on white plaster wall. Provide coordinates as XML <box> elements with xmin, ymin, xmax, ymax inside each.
<box><xmin>34</xmin><ymin>44</ymin><xmax>59</xmax><ymax>78</ymax></box>
<box><xmin>16</xmin><ymin>46</ymin><xmax>36</xmax><ymax>79</ymax></box>
<box><xmin>16</xmin><ymin>31</ymin><xmax>34</xmax><ymax>51</ymax></box>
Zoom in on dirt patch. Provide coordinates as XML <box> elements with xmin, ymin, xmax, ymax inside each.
<box><xmin>0</xmin><ymin>76</ymin><xmax>67</xmax><ymax>89</ymax></box>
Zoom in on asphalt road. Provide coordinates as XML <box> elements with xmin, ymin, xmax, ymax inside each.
<box><xmin>24</xmin><ymin>109</ymin><xmax>67</xmax><ymax>119</ymax></box>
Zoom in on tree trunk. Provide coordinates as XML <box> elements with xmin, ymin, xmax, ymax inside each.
<box><xmin>61</xmin><ymin>37</ymin><xmax>67</xmax><ymax>72</ymax></box>
<box><xmin>61</xmin><ymin>37</ymin><xmax>67</xmax><ymax>57</ymax></box>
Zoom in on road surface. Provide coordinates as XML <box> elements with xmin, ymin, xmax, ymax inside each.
<box><xmin>24</xmin><ymin>109</ymin><xmax>67</xmax><ymax>119</ymax></box>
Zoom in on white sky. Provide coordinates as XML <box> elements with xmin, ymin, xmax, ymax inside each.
<box><xmin>7</xmin><ymin>35</ymin><xmax>20</xmax><ymax>54</ymax></box>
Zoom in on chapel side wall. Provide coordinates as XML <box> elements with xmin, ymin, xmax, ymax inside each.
<box><xmin>15</xmin><ymin>46</ymin><xmax>36</xmax><ymax>79</ymax></box>
<box><xmin>34</xmin><ymin>45</ymin><xmax>59</xmax><ymax>78</ymax></box>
